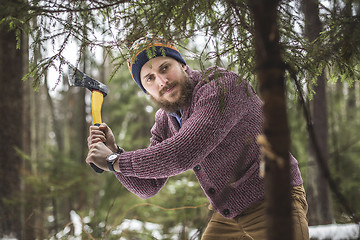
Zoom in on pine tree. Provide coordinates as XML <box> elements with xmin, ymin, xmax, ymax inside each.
<box><xmin>0</xmin><ymin>0</ymin><xmax>25</xmax><ymax>238</ymax></box>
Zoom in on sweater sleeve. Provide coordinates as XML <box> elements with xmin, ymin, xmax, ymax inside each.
<box><xmin>113</xmin><ymin>174</ymin><xmax>167</xmax><ymax>199</ymax></box>
<box><xmin>117</xmin><ymin>69</ymin><xmax>262</xmax><ymax>179</ymax></box>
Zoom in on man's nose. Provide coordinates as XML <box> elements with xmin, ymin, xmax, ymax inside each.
<box><xmin>156</xmin><ymin>74</ymin><xmax>168</xmax><ymax>87</ymax></box>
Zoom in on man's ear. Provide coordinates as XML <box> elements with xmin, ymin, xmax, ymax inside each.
<box><xmin>181</xmin><ymin>63</ymin><xmax>187</xmax><ymax>70</ymax></box>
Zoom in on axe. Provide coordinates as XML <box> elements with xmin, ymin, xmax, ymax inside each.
<box><xmin>67</xmin><ymin>63</ymin><xmax>108</xmax><ymax>173</ymax></box>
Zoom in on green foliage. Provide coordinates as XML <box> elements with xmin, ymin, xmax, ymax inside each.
<box><xmin>21</xmin><ymin>146</ymin><xmax>104</xmax><ymax>236</ymax></box>
<box><xmin>1</xmin><ymin>0</ymin><xmax>358</xmax><ymax>91</ymax></box>
<box><xmin>0</xmin><ymin>16</ymin><xmax>25</xmax><ymax>50</ymax></box>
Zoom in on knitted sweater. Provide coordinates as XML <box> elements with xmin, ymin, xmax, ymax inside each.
<box><xmin>114</xmin><ymin>66</ymin><xmax>303</xmax><ymax>218</ymax></box>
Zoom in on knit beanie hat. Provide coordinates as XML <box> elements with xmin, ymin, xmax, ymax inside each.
<box><xmin>128</xmin><ymin>36</ymin><xmax>186</xmax><ymax>93</ymax></box>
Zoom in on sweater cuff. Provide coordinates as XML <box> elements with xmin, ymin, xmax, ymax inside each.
<box><xmin>117</xmin><ymin>152</ymin><xmax>135</xmax><ymax>176</ymax></box>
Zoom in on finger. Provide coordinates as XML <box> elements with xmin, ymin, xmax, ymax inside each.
<box><xmin>90</xmin><ymin>130</ymin><xmax>106</xmax><ymax>139</ymax></box>
<box><xmin>89</xmin><ymin>124</ymin><xmax>100</xmax><ymax>130</ymax></box>
<box><xmin>89</xmin><ymin>139</ymin><xmax>103</xmax><ymax>146</ymax></box>
<box><xmin>99</xmin><ymin>123</ymin><xmax>110</xmax><ymax>134</ymax></box>
<box><xmin>90</xmin><ymin>128</ymin><xmax>106</xmax><ymax>136</ymax></box>
<box><xmin>86</xmin><ymin>148</ymin><xmax>96</xmax><ymax>164</ymax></box>
<box><xmin>89</xmin><ymin>126</ymin><xmax>100</xmax><ymax>135</ymax></box>
<box><xmin>89</xmin><ymin>126</ymin><xmax>106</xmax><ymax>138</ymax></box>
<box><xmin>88</xmin><ymin>135</ymin><xmax>104</xmax><ymax>148</ymax></box>
<box><xmin>85</xmin><ymin>154</ymin><xmax>92</xmax><ymax>164</ymax></box>
<box><xmin>87</xmin><ymin>136</ymin><xmax>92</xmax><ymax>148</ymax></box>
<box><xmin>85</xmin><ymin>153</ymin><xmax>98</xmax><ymax>166</ymax></box>
<box><xmin>100</xmin><ymin>123</ymin><xmax>115</xmax><ymax>142</ymax></box>
<box><xmin>90</xmin><ymin>133</ymin><xmax>106</xmax><ymax>142</ymax></box>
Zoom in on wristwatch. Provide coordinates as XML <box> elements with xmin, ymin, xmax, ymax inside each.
<box><xmin>106</xmin><ymin>153</ymin><xmax>119</xmax><ymax>172</ymax></box>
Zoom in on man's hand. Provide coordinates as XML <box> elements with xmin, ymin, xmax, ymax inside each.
<box><xmin>87</xmin><ymin>123</ymin><xmax>118</xmax><ymax>153</ymax></box>
<box><xmin>86</xmin><ymin>123</ymin><xmax>118</xmax><ymax>171</ymax></box>
<box><xmin>86</xmin><ymin>141</ymin><xmax>113</xmax><ymax>171</ymax></box>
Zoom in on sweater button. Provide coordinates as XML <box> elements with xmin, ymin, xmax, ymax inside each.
<box><xmin>208</xmin><ymin>188</ymin><xmax>216</xmax><ymax>194</ymax></box>
<box><xmin>194</xmin><ymin>165</ymin><xmax>201</xmax><ymax>171</ymax></box>
<box><xmin>223</xmin><ymin>209</ymin><xmax>230</xmax><ymax>216</ymax></box>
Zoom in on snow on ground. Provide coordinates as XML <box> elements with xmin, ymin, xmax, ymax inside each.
<box><xmin>53</xmin><ymin>211</ymin><xmax>360</xmax><ymax>240</ymax></box>
<box><xmin>309</xmin><ymin>223</ymin><xmax>360</xmax><ymax>240</ymax></box>
<box><xmin>112</xmin><ymin>219</ymin><xmax>163</xmax><ymax>239</ymax></box>
<box><xmin>3</xmin><ymin>211</ymin><xmax>360</xmax><ymax>239</ymax></box>
<box><xmin>110</xmin><ymin>220</ymin><xmax>360</xmax><ymax>239</ymax></box>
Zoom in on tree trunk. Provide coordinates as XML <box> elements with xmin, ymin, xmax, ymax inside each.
<box><xmin>302</xmin><ymin>0</ymin><xmax>333</xmax><ymax>225</ymax></box>
<box><xmin>21</xmin><ymin>19</ymin><xmax>37</xmax><ymax>240</ymax></box>
<box><xmin>44</xmin><ymin>75</ymin><xmax>64</xmax><ymax>152</ymax></box>
<box><xmin>346</xmin><ymin>83</ymin><xmax>356</xmax><ymax>122</ymax></box>
<box><xmin>306</xmin><ymin>72</ymin><xmax>333</xmax><ymax>225</ymax></box>
<box><xmin>249</xmin><ymin>0</ymin><xmax>293</xmax><ymax>239</ymax></box>
<box><xmin>30</xmin><ymin>20</ymin><xmax>47</xmax><ymax>237</ymax></box>
<box><xmin>0</xmin><ymin>1</ymin><xmax>24</xmax><ymax>237</ymax></box>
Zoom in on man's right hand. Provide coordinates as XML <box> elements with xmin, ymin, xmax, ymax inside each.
<box><xmin>87</xmin><ymin>123</ymin><xmax>118</xmax><ymax>153</ymax></box>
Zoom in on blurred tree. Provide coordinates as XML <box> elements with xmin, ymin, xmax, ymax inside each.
<box><xmin>328</xmin><ymin>80</ymin><xmax>360</xmax><ymax>222</ymax></box>
<box><xmin>302</xmin><ymin>0</ymin><xmax>333</xmax><ymax>225</ymax></box>
<box><xmin>248</xmin><ymin>1</ymin><xmax>294</xmax><ymax>239</ymax></box>
<box><xmin>0</xmin><ymin>0</ymin><xmax>25</xmax><ymax>238</ymax></box>
<box><xmin>20</xmin><ymin>12</ymin><xmax>34</xmax><ymax>240</ymax></box>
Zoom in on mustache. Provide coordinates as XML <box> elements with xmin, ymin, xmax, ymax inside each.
<box><xmin>159</xmin><ymin>82</ymin><xmax>176</xmax><ymax>96</ymax></box>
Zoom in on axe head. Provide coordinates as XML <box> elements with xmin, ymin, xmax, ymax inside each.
<box><xmin>68</xmin><ymin>63</ymin><xmax>108</xmax><ymax>96</ymax></box>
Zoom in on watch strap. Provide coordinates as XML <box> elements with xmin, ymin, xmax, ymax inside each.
<box><xmin>107</xmin><ymin>160</ymin><xmax>116</xmax><ymax>172</ymax></box>
<box><xmin>116</xmin><ymin>145</ymin><xmax>123</xmax><ymax>154</ymax></box>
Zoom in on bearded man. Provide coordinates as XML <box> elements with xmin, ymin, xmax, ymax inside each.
<box><xmin>86</xmin><ymin>36</ymin><xmax>309</xmax><ymax>240</ymax></box>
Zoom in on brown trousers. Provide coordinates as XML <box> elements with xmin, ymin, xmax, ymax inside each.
<box><xmin>201</xmin><ymin>185</ymin><xmax>309</xmax><ymax>240</ymax></box>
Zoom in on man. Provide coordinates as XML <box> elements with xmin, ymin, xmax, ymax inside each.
<box><xmin>86</xmin><ymin>36</ymin><xmax>309</xmax><ymax>239</ymax></box>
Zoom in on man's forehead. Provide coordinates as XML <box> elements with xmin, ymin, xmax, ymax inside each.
<box><xmin>144</xmin><ymin>56</ymin><xmax>171</xmax><ymax>69</ymax></box>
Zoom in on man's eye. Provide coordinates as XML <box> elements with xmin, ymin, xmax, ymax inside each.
<box><xmin>161</xmin><ymin>65</ymin><xmax>169</xmax><ymax>72</ymax></box>
<box><xmin>147</xmin><ymin>76</ymin><xmax>154</xmax><ymax>82</ymax></box>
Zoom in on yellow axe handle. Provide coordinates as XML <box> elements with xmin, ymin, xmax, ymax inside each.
<box><xmin>90</xmin><ymin>90</ymin><xmax>105</xmax><ymax>173</ymax></box>
<box><xmin>91</xmin><ymin>90</ymin><xmax>104</xmax><ymax>126</ymax></box>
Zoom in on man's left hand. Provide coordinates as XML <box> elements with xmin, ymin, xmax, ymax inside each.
<box><xmin>86</xmin><ymin>141</ymin><xmax>113</xmax><ymax>171</ymax></box>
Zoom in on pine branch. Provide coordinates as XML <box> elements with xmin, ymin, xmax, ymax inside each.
<box><xmin>28</xmin><ymin>0</ymin><xmax>131</xmax><ymax>14</ymax></box>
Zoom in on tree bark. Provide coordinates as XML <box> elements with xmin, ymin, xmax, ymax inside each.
<box><xmin>0</xmin><ymin>1</ymin><xmax>24</xmax><ymax>237</ymax></box>
<box><xmin>302</xmin><ymin>0</ymin><xmax>333</xmax><ymax>225</ymax></box>
<box><xmin>30</xmin><ymin>20</ymin><xmax>47</xmax><ymax>238</ymax></box>
<box><xmin>21</xmin><ymin>18</ymin><xmax>38</xmax><ymax>240</ymax></box>
<box><xmin>249</xmin><ymin>0</ymin><xmax>293</xmax><ymax>239</ymax></box>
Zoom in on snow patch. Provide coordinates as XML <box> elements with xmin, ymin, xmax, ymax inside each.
<box><xmin>309</xmin><ymin>223</ymin><xmax>360</xmax><ymax>240</ymax></box>
<box><xmin>70</xmin><ymin>210</ymin><xmax>82</xmax><ymax>237</ymax></box>
<box><xmin>112</xmin><ymin>219</ymin><xmax>162</xmax><ymax>239</ymax></box>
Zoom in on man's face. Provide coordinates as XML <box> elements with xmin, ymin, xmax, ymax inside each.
<box><xmin>140</xmin><ymin>56</ymin><xmax>193</xmax><ymax>112</ymax></box>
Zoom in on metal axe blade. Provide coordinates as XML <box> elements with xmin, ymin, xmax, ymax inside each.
<box><xmin>67</xmin><ymin>63</ymin><xmax>108</xmax><ymax>96</ymax></box>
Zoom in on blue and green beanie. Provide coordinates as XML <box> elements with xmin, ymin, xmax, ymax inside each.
<box><xmin>128</xmin><ymin>36</ymin><xmax>186</xmax><ymax>93</ymax></box>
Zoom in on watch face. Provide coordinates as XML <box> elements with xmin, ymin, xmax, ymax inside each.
<box><xmin>107</xmin><ymin>154</ymin><xmax>118</xmax><ymax>162</ymax></box>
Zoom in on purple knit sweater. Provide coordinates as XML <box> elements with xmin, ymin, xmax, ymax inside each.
<box><xmin>115</xmin><ymin>66</ymin><xmax>303</xmax><ymax>218</ymax></box>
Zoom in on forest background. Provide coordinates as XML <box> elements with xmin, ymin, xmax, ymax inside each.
<box><xmin>0</xmin><ymin>0</ymin><xmax>359</xmax><ymax>239</ymax></box>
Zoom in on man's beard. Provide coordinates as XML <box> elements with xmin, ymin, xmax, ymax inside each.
<box><xmin>150</xmin><ymin>73</ymin><xmax>193</xmax><ymax>113</ymax></box>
